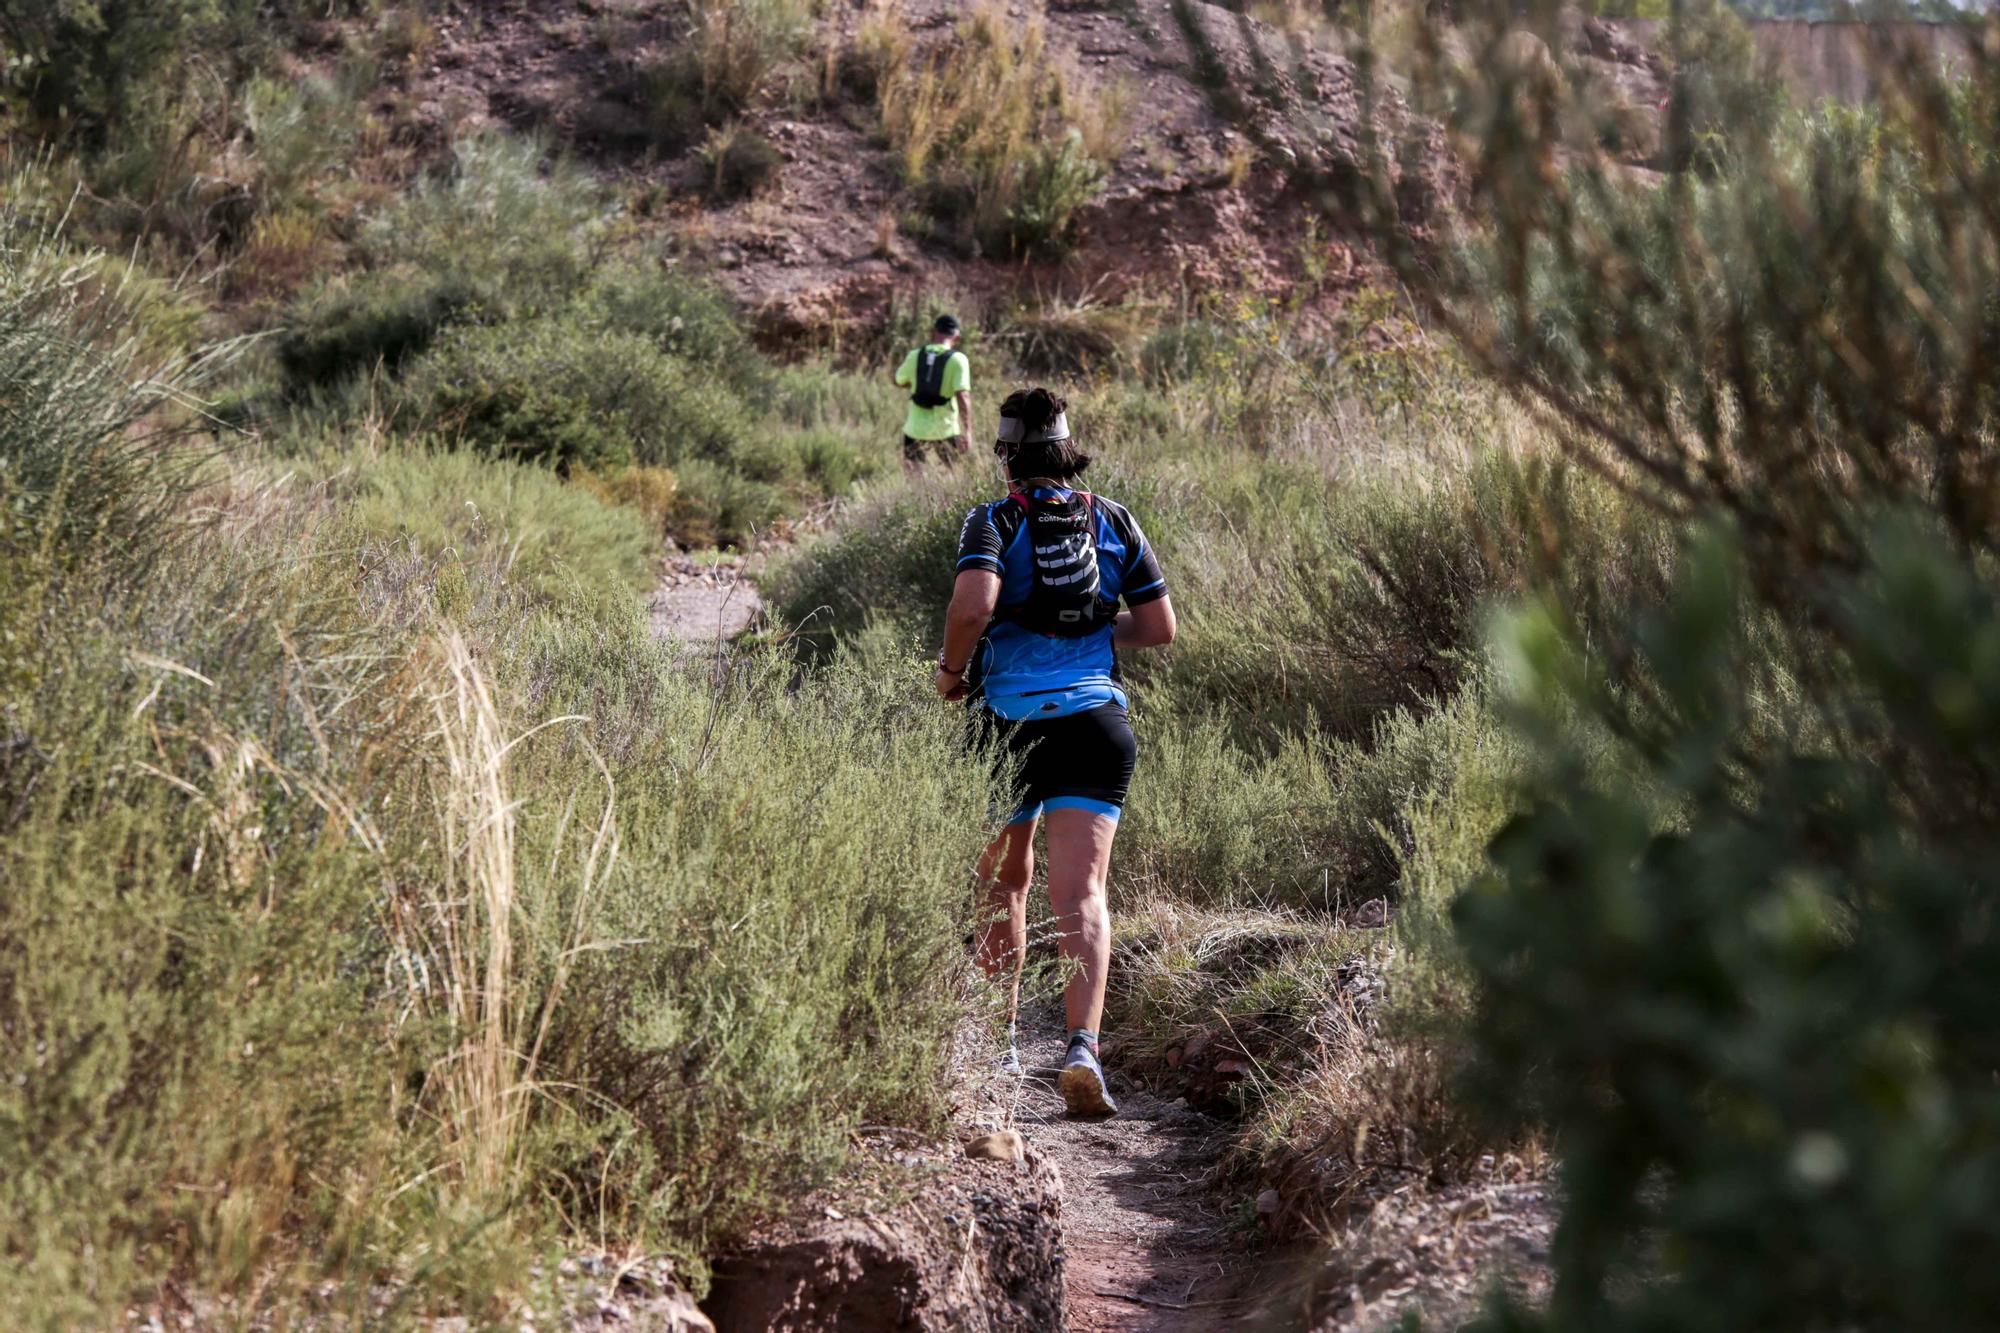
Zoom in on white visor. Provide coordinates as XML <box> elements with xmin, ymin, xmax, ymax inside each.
<box><xmin>995</xmin><ymin>411</ymin><xmax>1071</xmax><ymax>445</ymax></box>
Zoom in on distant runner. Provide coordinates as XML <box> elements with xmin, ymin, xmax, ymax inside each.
<box><xmin>894</xmin><ymin>314</ymin><xmax>972</xmax><ymax>472</ymax></box>
<box><xmin>934</xmin><ymin>387</ymin><xmax>1177</xmax><ymax>1117</ymax></box>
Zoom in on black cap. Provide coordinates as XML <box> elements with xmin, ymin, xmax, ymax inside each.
<box><xmin>932</xmin><ymin>314</ymin><xmax>961</xmax><ymax>336</ymax></box>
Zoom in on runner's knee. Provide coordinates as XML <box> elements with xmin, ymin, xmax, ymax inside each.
<box><xmin>979</xmin><ymin>834</ymin><xmax>1035</xmax><ymax>893</ymax></box>
<box><xmin>1047</xmin><ymin>868</ymin><xmax>1107</xmax><ymax>918</ymax></box>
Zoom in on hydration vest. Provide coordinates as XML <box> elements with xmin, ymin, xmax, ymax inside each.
<box><xmin>999</xmin><ymin>489</ymin><xmax>1105</xmax><ymax>638</ymax></box>
<box><xmin>909</xmin><ymin>345</ymin><xmax>954</xmax><ymax>409</ymax></box>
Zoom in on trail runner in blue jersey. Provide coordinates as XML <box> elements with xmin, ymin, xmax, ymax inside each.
<box><xmin>933</xmin><ymin>387</ymin><xmax>1177</xmax><ymax>1117</ymax></box>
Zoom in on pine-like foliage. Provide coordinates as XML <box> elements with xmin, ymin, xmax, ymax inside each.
<box><xmin>1344</xmin><ymin>5</ymin><xmax>2000</xmax><ymax>1327</ymax></box>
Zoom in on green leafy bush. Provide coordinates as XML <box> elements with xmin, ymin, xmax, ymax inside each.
<box><xmin>278</xmin><ymin>137</ymin><xmax>606</xmax><ymax>394</ymax></box>
<box><xmin>1459</xmin><ymin>526</ymin><xmax>2000</xmax><ymax>1331</ymax></box>
<box><xmin>278</xmin><ymin>267</ymin><xmax>487</xmax><ymax>390</ymax></box>
<box><xmin>590</xmin><ymin>262</ymin><xmax>758</xmax><ymax>381</ymax></box>
<box><xmin>394</xmin><ymin>317</ymin><xmax>749</xmax><ymax>472</ymax></box>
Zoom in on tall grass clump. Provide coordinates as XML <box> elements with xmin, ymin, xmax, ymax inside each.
<box><xmin>878</xmin><ymin>3</ymin><xmax>1130</xmax><ymax>256</ymax></box>
<box><xmin>0</xmin><ymin>228</ymin><xmax>997</xmax><ymax>1322</ymax></box>
<box><xmin>312</xmin><ymin>446</ymin><xmax>658</xmax><ymax>602</ymax></box>
<box><xmin>0</xmin><ymin>227</ymin><xmax>222</xmax><ymax>567</ymax></box>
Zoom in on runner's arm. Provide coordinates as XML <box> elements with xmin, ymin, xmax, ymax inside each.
<box><xmin>955</xmin><ymin>388</ymin><xmax>972</xmax><ymax>444</ymax></box>
<box><xmin>1114</xmin><ymin>595</ymin><xmax>1176</xmax><ymax>649</ymax></box>
<box><xmin>936</xmin><ymin>570</ymin><xmax>1000</xmax><ymax>698</ymax></box>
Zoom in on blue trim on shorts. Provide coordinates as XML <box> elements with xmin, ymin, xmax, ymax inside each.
<box><xmin>1043</xmin><ymin>796</ymin><xmax>1122</xmax><ymax>821</ymax></box>
<box><xmin>1005</xmin><ymin>801</ymin><xmax>1043</xmax><ymax>826</ymax></box>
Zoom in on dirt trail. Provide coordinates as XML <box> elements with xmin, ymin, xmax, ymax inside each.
<box><xmin>998</xmin><ymin>1009</ymin><xmax>1261</xmax><ymax>1331</ymax></box>
<box><xmin>647</xmin><ymin>553</ymin><xmax>764</xmax><ymax>645</ymax></box>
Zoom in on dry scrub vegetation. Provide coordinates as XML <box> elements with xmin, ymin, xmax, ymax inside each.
<box><xmin>875</xmin><ymin>1</ymin><xmax>1132</xmax><ymax>256</ymax></box>
<box><xmin>14</xmin><ymin>0</ymin><xmax>2000</xmax><ymax>1329</ymax></box>
<box><xmin>0</xmin><ymin>229</ymin><xmax>990</xmax><ymax>1322</ymax></box>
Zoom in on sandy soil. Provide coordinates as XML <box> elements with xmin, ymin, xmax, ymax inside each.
<box><xmin>647</xmin><ymin>553</ymin><xmax>765</xmax><ymax>645</ymax></box>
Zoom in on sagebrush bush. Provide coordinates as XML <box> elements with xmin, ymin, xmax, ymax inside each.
<box><xmin>394</xmin><ymin>317</ymin><xmax>750</xmax><ymax>472</ymax></box>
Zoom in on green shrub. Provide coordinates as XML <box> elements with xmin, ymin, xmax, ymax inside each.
<box><xmin>520</xmin><ymin>636</ymin><xmax>990</xmax><ymax>1246</ymax></box>
<box><xmin>0</xmin><ymin>230</ymin><xmax>209</xmax><ymax>569</ymax></box>
<box><xmin>311</xmin><ymin>447</ymin><xmax>657</xmax><ymax>601</ymax></box>
<box><xmin>355</xmin><ymin>135</ymin><xmax>602</xmax><ymax>313</ymax></box>
<box><xmin>1119</xmin><ymin>687</ymin><xmax>1502</xmax><ymax>911</ymax></box>
<box><xmin>668</xmin><ymin>457</ymin><xmax>787</xmax><ymax>548</ymax></box>
<box><xmin>277</xmin><ymin>137</ymin><xmax>607</xmax><ymax>395</ymax></box>
<box><xmin>590</xmin><ymin>262</ymin><xmax>758</xmax><ymax>380</ymax></box>
<box><xmin>1004</xmin><ymin>128</ymin><xmax>1106</xmax><ymax>257</ymax></box>
<box><xmin>1457</xmin><ymin>526</ymin><xmax>2000</xmax><ymax>1331</ymax></box>
<box><xmin>278</xmin><ymin>267</ymin><xmax>488</xmax><ymax>390</ymax></box>
<box><xmin>394</xmin><ymin>317</ymin><xmax>750</xmax><ymax>472</ymax></box>
<box><xmin>781</xmin><ymin>428</ymin><xmax>882</xmax><ymax>495</ymax></box>
<box><xmin>767</xmin><ymin>474</ymin><xmax>986</xmax><ymax>655</ymax></box>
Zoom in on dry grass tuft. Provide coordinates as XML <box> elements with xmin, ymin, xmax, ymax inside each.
<box><xmin>404</xmin><ymin>628</ymin><xmax>616</xmax><ymax>1199</ymax></box>
<box><xmin>877</xmin><ymin>2</ymin><xmax>1131</xmax><ymax>256</ymax></box>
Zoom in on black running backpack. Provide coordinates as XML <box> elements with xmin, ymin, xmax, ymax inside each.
<box><xmin>909</xmin><ymin>345</ymin><xmax>954</xmax><ymax>409</ymax></box>
<box><xmin>1001</xmin><ymin>490</ymin><xmax>1106</xmax><ymax>638</ymax></box>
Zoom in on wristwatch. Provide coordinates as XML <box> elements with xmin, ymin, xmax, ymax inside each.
<box><xmin>937</xmin><ymin>654</ymin><xmax>966</xmax><ymax>677</ymax></box>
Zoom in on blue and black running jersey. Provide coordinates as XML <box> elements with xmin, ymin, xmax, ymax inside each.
<box><xmin>955</xmin><ymin>486</ymin><xmax>1168</xmax><ymax>720</ymax></box>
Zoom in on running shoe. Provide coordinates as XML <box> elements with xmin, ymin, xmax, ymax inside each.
<box><xmin>1058</xmin><ymin>1035</ymin><xmax>1118</xmax><ymax>1117</ymax></box>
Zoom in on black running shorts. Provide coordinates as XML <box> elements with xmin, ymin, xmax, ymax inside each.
<box><xmin>969</xmin><ymin>701</ymin><xmax>1138</xmax><ymax>826</ymax></box>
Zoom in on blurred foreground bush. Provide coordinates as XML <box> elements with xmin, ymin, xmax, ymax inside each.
<box><xmin>1462</xmin><ymin>526</ymin><xmax>2000</xmax><ymax>1330</ymax></box>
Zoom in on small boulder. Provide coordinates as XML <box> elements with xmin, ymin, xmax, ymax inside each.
<box><xmin>1256</xmin><ymin>1188</ymin><xmax>1281</xmax><ymax>1217</ymax></box>
<box><xmin>965</xmin><ymin>1129</ymin><xmax>1026</xmax><ymax>1163</ymax></box>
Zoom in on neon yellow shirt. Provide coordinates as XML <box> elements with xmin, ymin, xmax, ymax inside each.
<box><xmin>895</xmin><ymin>344</ymin><xmax>970</xmax><ymax>441</ymax></box>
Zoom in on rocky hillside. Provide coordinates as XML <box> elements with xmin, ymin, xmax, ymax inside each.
<box><xmin>356</xmin><ymin>0</ymin><xmax>1456</xmax><ymax>340</ymax></box>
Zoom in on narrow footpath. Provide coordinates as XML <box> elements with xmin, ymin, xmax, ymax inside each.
<box><xmin>1005</xmin><ymin>1010</ymin><xmax>1259</xmax><ymax>1332</ymax></box>
<box><xmin>648</xmin><ymin>553</ymin><xmax>763</xmax><ymax>644</ymax></box>
<box><xmin>651</xmin><ymin>567</ymin><xmax>1267</xmax><ymax>1330</ymax></box>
